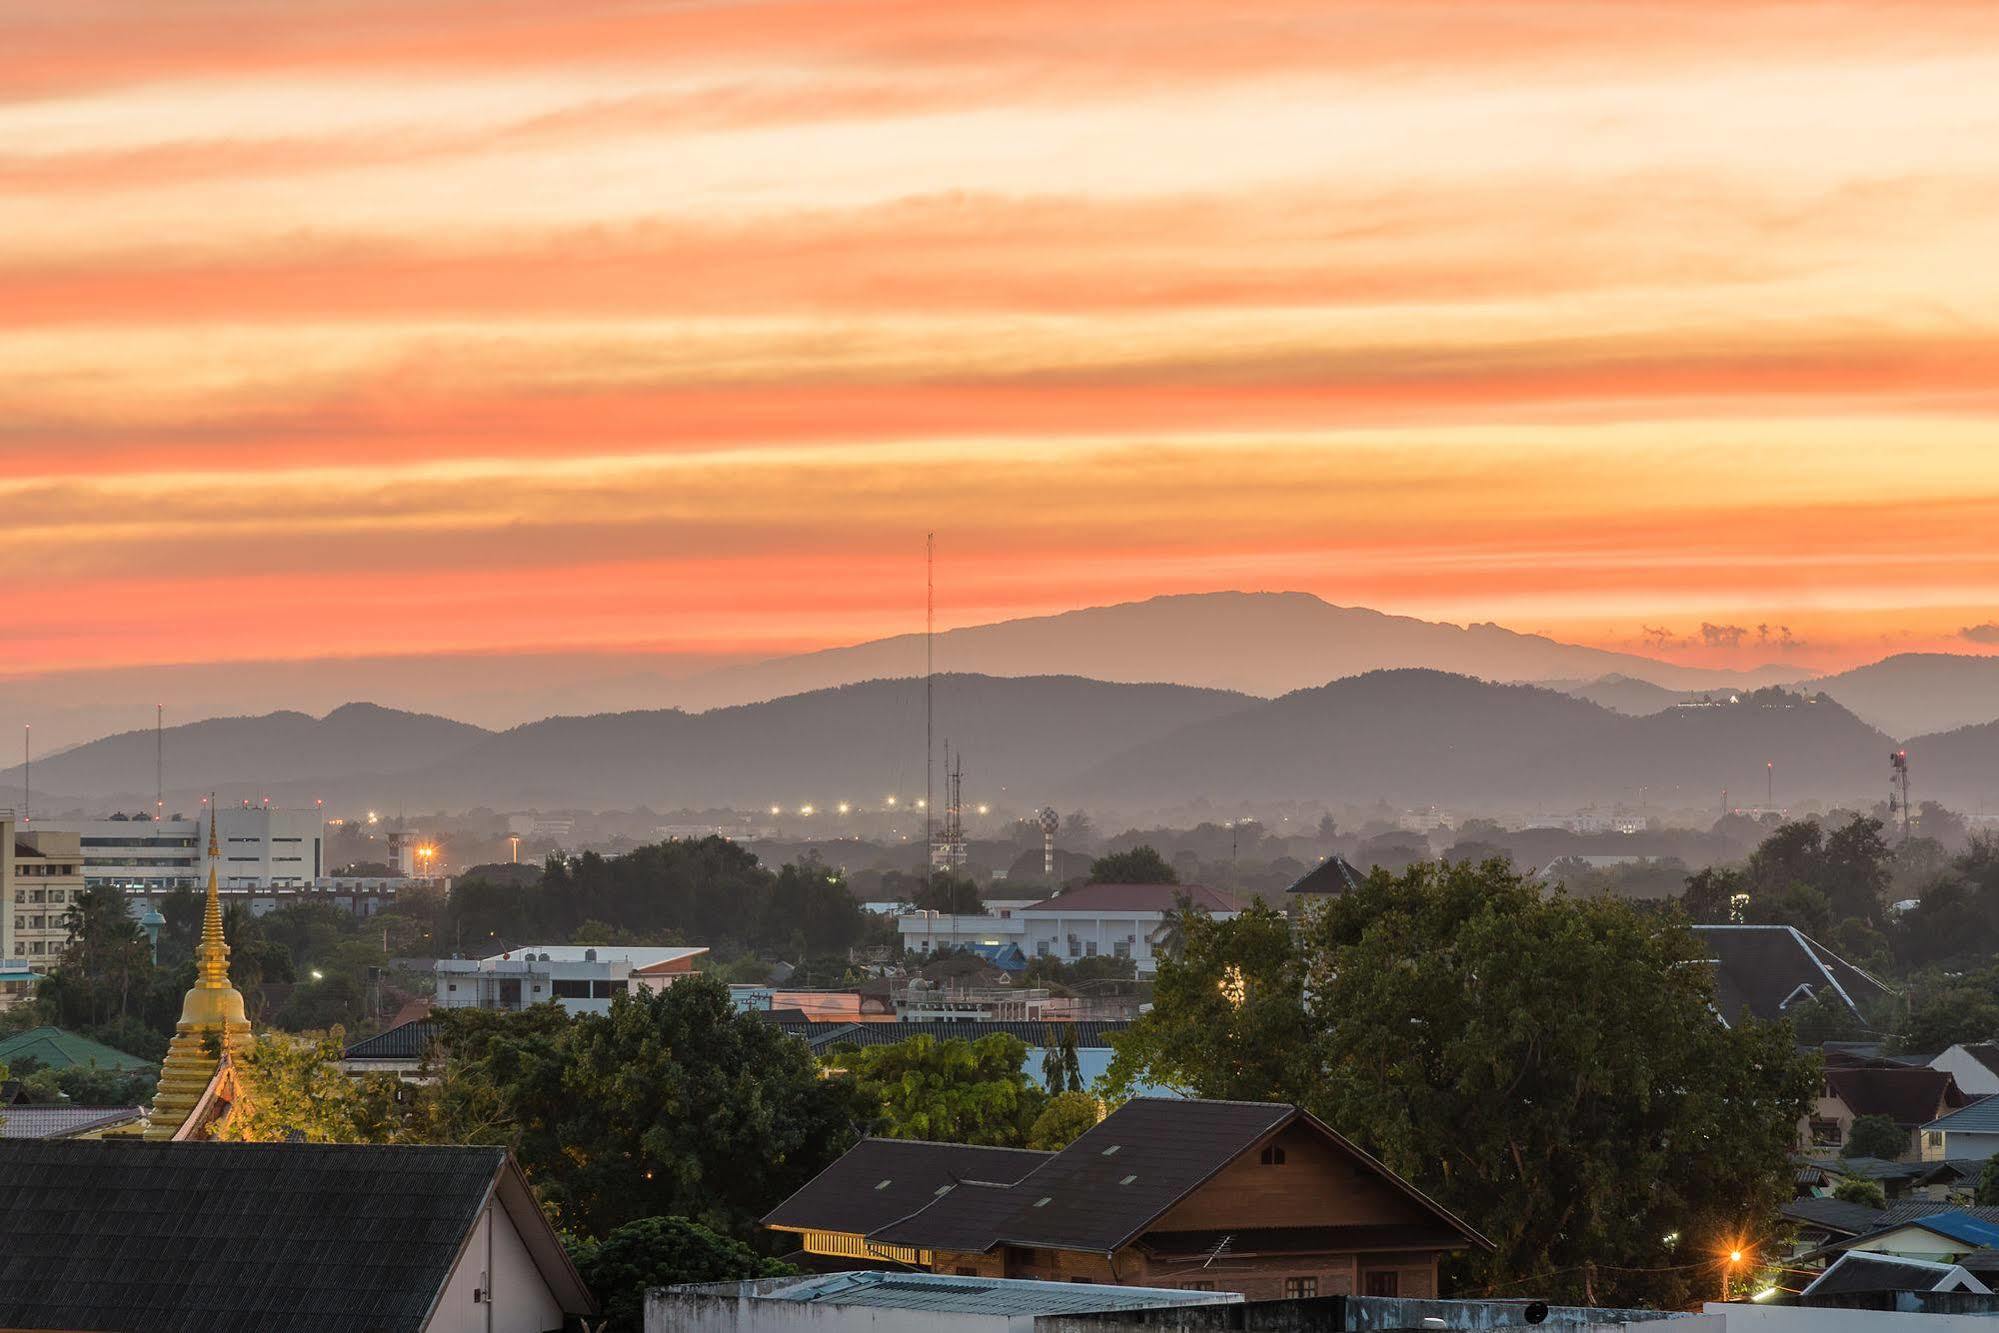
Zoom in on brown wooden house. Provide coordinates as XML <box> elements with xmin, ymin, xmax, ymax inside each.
<box><xmin>762</xmin><ymin>1098</ymin><xmax>1490</xmax><ymax>1301</ymax></box>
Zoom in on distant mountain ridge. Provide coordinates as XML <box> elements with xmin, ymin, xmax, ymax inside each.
<box><xmin>663</xmin><ymin>591</ymin><xmax>1806</xmax><ymax>709</ymax></box>
<box><xmin>16</xmin><ymin>668</ymin><xmax>1996</xmax><ymax>817</ymax></box>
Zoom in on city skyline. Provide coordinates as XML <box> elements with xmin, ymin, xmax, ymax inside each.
<box><xmin>9</xmin><ymin>1</ymin><xmax>1999</xmax><ymax>684</ymax></box>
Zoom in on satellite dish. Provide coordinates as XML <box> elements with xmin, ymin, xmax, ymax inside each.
<box><xmin>1524</xmin><ymin>1302</ymin><xmax>1550</xmax><ymax>1324</ymax></box>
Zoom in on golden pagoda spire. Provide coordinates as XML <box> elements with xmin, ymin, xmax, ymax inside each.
<box><xmin>145</xmin><ymin>798</ymin><xmax>253</xmax><ymax>1139</ymax></box>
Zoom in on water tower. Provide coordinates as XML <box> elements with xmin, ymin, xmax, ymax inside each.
<box><xmin>1038</xmin><ymin>806</ymin><xmax>1060</xmax><ymax>880</ymax></box>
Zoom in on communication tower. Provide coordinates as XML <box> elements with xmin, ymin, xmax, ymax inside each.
<box><xmin>1889</xmin><ymin>750</ymin><xmax>1912</xmax><ymax>841</ymax></box>
<box><xmin>1038</xmin><ymin>806</ymin><xmax>1060</xmax><ymax>880</ymax></box>
<box><xmin>931</xmin><ymin>743</ymin><xmax>968</xmax><ymax>869</ymax></box>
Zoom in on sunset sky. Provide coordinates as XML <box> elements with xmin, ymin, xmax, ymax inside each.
<box><xmin>8</xmin><ymin>0</ymin><xmax>1999</xmax><ymax>689</ymax></box>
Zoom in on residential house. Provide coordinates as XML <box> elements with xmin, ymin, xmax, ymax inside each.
<box><xmin>1690</xmin><ymin>924</ymin><xmax>1892</xmax><ymax>1027</ymax></box>
<box><xmin>763</xmin><ymin>1097</ymin><xmax>1490</xmax><ymax>1301</ymax></box>
<box><xmin>1800</xmin><ymin>1251</ymin><xmax>1991</xmax><ymax>1301</ymax></box>
<box><xmin>794</xmin><ymin>1019</ymin><xmax>1152</xmax><ymax>1093</ymax></box>
<box><xmin>1932</xmin><ymin>1043</ymin><xmax>1999</xmax><ymax>1098</ymax></box>
<box><xmin>1805</xmin><ymin>1059</ymin><xmax>1969</xmax><ymax>1160</ymax></box>
<box><xmin>1802</xmin><ymin>1208</ymin><xmax>1999</xmax><ymax>1277</ymax></box>
<box><xmin>342</xmin><ymin>1015</ymin><xmax>441</xmax><ymax>1079</ymax></box>
<box><xmin>0</xmin><ymin>1140</ymin><xmax>594</xmax><ymax>1332</ymax></box>
<box><xmin>0</xmin><ymin>1025</ymin><xmax>156</xmax><ymax>1077</ymax></box>
<box><xmin>1924</xmin><ymin>1099</ymin><xmax>1999</xmax><ymax>1164</ymax></box>
<box><xmin>1284</xmin><ymin>855</ymin><xmax>1366</xmax><ymax>907</ymax></box>
<box><xmin>434</xmin><ymin>944</ymin><xmax>708</xmax><ymax>1015</ymax></box>
<box><xmin>900</xmin><ymin>884</ymin><xmax>1241</xmax><ymax>979</ymax></box>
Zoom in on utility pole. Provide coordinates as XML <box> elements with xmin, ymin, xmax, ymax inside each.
<box><xmin>925</xmin><ymin>532</ymin><xmax>934</xmax><ymax>879</ymax></box>
<box><xmin>156</xmin><ymin>703</ymin><xmax>164</xmax><ymax>821</ymax></box>
<box><xmin>1766</xmin><ymin>761</ymin><xmax>1774</xmax><ymax>811</ymax></box>
<box><xmin>21</xmin><ymin>725</ymin><xmax>28</xmax><ymax>824</ymax></box>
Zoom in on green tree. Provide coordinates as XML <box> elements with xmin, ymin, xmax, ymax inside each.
<box><xmin>213</xmin><ymin>1030</ymin><xmax>405</xmax><ymax>1143</ymax></box>
<box><xmin>1901</xmin><ymin>984</ymin><xmax>1999</xmax><ymax>1053</ymax></box>
<box><xmin>1977</xmin><ymin>1157</ymin><xmax>1999</xmax><ymax>1206</ymax></box>
<box><xmin>1027</xmin><ymin>1091</ymin><xmax>1100</xmax><ymax>1151</ymax></box>
<box><xmin>492</xmin><ymin>978</ymin><xmax>864</xmax><ymax>1237</ymax></box>
<box><xmin>1842</xmin><ymin>1114</ymin><xmax>1907</xmax><ymax>1162</ymax></box>
<box><xmin>912</xmin><ymin>874</ymin><xmax>982</xmax><ymax>914</ymax></box>
<box><xmin>1681</xmin><ymin>866</ymin><xmax>1743</xmax><ymax>923</ymax></box>
<box><xmin>835</xmin><ymin>1033</ymin><xmax>1043</xmax><ymax>1147</ymax></box>
<box><xmin>567</xmin><ymin>1216</ymin><xmax>795</xmax><ymax>1333</ymax></box>
<box><xmin>1106</xmin><ymin>860</ymin><xmax>1817</xmax><ymax>1308</ymax></box>
<box><xmin>1087</xmin><ymin>846</ymin><xmax>1177</xmax><ymax>884</ymax></box>
<box><xmin>1055</xmin><ymin>1025</ymin><xmax>1083</xmax><ymax>1094</ymax></box>
<box><xmin>1832</xmin><ymin>1177</ymin><xmax>1887</xmax><ymax>1210</ymax></box>
<box><xmin>1103</xmin><ymin>902</ymin><xmax>1313</xmax><ymax>1104</ymax></box>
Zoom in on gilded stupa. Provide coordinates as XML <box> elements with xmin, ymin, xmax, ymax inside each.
<box><xmin>144</xmin><ymin>805</ymin><xmax>253</xmax><ymax>1139</ymax></box>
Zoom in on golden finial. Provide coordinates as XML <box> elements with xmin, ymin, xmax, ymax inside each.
<box><xmin>195</xmin><ymin>799</ymin><xmax>230</xmax><ymax>987</ymax></box>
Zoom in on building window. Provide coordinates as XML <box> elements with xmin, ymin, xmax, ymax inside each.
<box><xmin>1036</xmin><ymin>941</ymin><xmax>1051</xmax><ymax>957</ymax></box>
<box><xmin>1927</xmin><ymin>1131</ymin><xmax>1945</xmax><ymax>1149</ymax></box>
<box><xmin>1113</xmin><ymin>940</ymin><xmax>1131</xmax><ymax>959</ymax></box>
<box><xmin>551</xmin><ymin>979</ymin><xmax>591</xmax><ymax>999</ymax></box>
<box><xmin>1810</xmin><ymin>1118</ymin><xmax>1843</xmax><ymax>1146</ymax></box>
<box><xmin>1260</xmin><ymin>1145</ymin><xmax>1287</xmax><ymax>1166</ymax></box>
<box><xmin>1085</xmin><ymin>941</ymin><xmax>1098</xmax><ymax>957</ymax></box>
<box><xmin>1181</xmin><ymin>1281</ymin><xmax>1215</xmax><ymax>1291</ymax></box>
<box><xmin>1364</xmin><ymin>1272</ymin><xmax>1398</xmax><ymax>1298</ymax></box>
<box><xmin>1284</xmin><ymin>1277</ymin><xmax>1319</xmax><ymax>1299</ymax></box>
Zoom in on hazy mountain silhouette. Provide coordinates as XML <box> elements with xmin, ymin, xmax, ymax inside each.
<box><xmin>362</xmin><ymin>674</ymin><xmax>1252</xmax><ymax>810</ymax></box>
<box><xmin>1808</xmin><ymin>653</ymin><xmax>1999</xmax><ymax>738</ymax></box>
<box><xmin>0</xmin><ymin>703</ymin><xmax>492</xmax><ymax>810</ymax></box>
<box><xmin>1071</xmin><ymin>672</ymin><xmax>1892</xmax><ymax>809</ymax></box>
<box><xmin>1542</xmin><ymin>674</ymin><xmax>1690</xmax><ymax>715</ymax></box>
<box><xmin>663</xmin><ymin>591</ymin><xmax>1804</xmax><ymax>709</ymax></box>
<box><xmin>1902</xmin><ymin>719</ymin><xmax>1999</xmax><ymax>810</ymax></box>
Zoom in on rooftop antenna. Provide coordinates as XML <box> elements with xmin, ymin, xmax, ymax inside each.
<box><xmin>21</xmin><ymin>724</ymin><xmax>28</xmax><ymax>824</ymax></box>
<box><xmin>925</xmin><ymin>532</ymin><xmax>934</xmax><ymax>879</ymax></box>
<box><xmin>156</xmin><ymin>703</ymin><xmax>164</xmax><ymax>821</ymax></box>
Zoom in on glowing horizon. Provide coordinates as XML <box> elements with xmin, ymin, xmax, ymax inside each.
<box><xmin>7</xmin><ymin>0</ymin><xmax>1999</xmax><ymax>681</ymax></box>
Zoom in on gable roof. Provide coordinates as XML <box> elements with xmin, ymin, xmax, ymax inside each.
<box><xmin>1691</xmin><ymin>925</ymin><xmax>1891</xmax><ymax>1026</ymax></box>
<box><xmin>1945</xmin><ymin>1043</ymin><xmax>1999</xmax><ymax>1080</ymax></box>
<box><xmin>1927</xmin><ymin>1096</ymin><xmax>1999</xmax><ymax>1134</ymax></box>
<box><xmin>762</xmin><ymin>1139</ymin><xmax>1052</xmax><ymax>1238</ymax></box>
<box><xmin>1286</xmin><ymin>855</ymin><xmax>1366</xmax><ymax>896</ymax></box>
<box><xmin>1803</xmin><ymin>1251</ymin><xmax>1989</xmax><ymax>1298</ymax></box>
<box><xmin>848</xmin><ymin>1098</ymin><xmax>1489</xmax><ymax>1259</ymax></box>
<box><xmin>1027</xmin><ymin>883</ymin><xmax>1240</xmax><ymax>914</ymax></box>
<box><xmin>0</xmin><ymin>1141</ymin><xmax>593</xmax><ymax>1332</ymax></box>
<box><xmin>1825</xmin><ymin>1065</ymin><xmax>1967</xmax><ymax>1127</ymax></box>
<box><xmin>0</xmin><ymin>1026</ymin><xmax>156</xmax><ymax>1073</ymax></box>
<box><xmin>342</xmin><ymin>1016</ymin><xmax>439</xmax><ymax>1063</ymax></box>
<box><xmin>1780</xmin><ymin>1196</ymin><xmax>1886</xmax><ymax>1238</ymax></box>
<box><xmin>0</xmin><ymin>1104</ymin><xmax>144</xmax><ymax>1140</ymax></box>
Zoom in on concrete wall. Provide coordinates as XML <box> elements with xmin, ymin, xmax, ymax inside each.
<box><xmin>429</xmin><ymin>1200</ymin><xmax>567</xmax><ymax>1333</ymax></box>
<box><xmin>1690</xmin><ymin>1304</ymin><xmax>1999</xmax><ymax>1332</ymax></box>
<box><xmin>647</xmin><ymin>1290</ymin><xmax>1020</xmax><ymax>1333</ymax></box>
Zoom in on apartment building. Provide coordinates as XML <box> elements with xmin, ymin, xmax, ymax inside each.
<box><xmin>35</xmin><ymin>807</ymin><xmax>324</xmax><ymax>893</ymax></box>
<box><xmin>2</xmin><ymin>815</ymin><xmax>85</xmax><ymax>971</ymax></box>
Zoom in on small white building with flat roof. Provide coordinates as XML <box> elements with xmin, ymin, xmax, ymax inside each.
<box><xmin>435</xmin><ymin>944</ymin><xmax>708</xmax><ymax>1016</ymax></box>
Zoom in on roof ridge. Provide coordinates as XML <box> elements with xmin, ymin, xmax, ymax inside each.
<box><xmin>858</xmin><ymin>1137</ymin><xmax>1055</xmax><ymax>1155</ymax></box>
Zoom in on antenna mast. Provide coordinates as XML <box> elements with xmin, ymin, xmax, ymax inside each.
<box><xmin>156</xmin><ymin>704</ymin><xmax>164</xmax><ymax>821</ymax></box>
<box><xmin>21</xmin><ymin>725</ymin><xmax>28</xmax><ymax>824</ymax></box>
<box><xmin>925</xmin><ymin>533</ymin><xmax>934</xmax><ymax>878</ymax></box>
<box><xmin>1890</xmin><ymin>750</ymin><xmax>1912</xmax><ymax>842</ymax></box>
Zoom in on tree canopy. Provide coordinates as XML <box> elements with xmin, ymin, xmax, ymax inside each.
<box><xmin>1087</xmin><ymin>846</ymin><xmax>1177</xmax><ymax>885</ymax></box>
<box><xmin>1842</xmin><ymin>1114</ymin><xmax>1907</xmax><ymax>1162</ymax></box>
<box><xmin>566</xmin><ymin>1216</ymin><xmax>794</xmax><ymax>1333</ymax></box>
<box><xmin>1104</xmin><ymin>859</ymin><xmax>1817</xmax><ymax>1307</ymax></box>
<box><xmin>832</xmin><ymin>1032</ymin><xmax>1044</xmax><ymax>1147</ymax></box>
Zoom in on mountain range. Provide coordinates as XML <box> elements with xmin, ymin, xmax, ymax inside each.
<box><xmin>8</xmin><ymin>667</ymin><xmax>1993</xmax><ymax>818</ymax></box>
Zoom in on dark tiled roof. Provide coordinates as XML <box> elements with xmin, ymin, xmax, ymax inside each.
<box><xmin>1780</xmin><ymin>1197</ymin><xmax>1885</xmax><ymax>1237</ymax></box>
<box><xmin>1827</xmin><ymin>1065</ymin><xmax>1966</xmax><ymax>1127</ymax></box>
<box><xmin>0</xmin><ymin>1105</ymin><xmax>143</xmax><ymax>1140</ymax></box>
<box><xmin>800</xmin><ymin>1020</ymin><xmax>1132</xmax><ymax>1054</ymax></box>
<box><xmin>762</xmin><ymin>1139</ymin><xmax>1051</xmax><ymax>1236</ymax></box>
<box><xmin>0</xmin><ymin>1140</ymin><xmax>517</xmax><ymax>1332</ymax></box>
<box><xmin>341</xmin><ymin>1017</ymin><xmax>438</xmax><ymax>1062</ymax></box>
<box><xmin>1881</xmin><ymin>1201</ymin><xmax>1999</xmax><ymax>1226</ymax></box>
<box><xmin>1286</xmin><ymin>856</ymin><xmax>1366</xmax><ymax>896</ymax></box>
<box><xmin>1028</xmin><ymin>883</ymin><xmax>1240</xmax><ymax>913</ymax></box>
<box><xmin>872</xmin><ymin>1098</ymin><xmax>1487</xmax><ymax>1259</ymax></box>
<box><xmin>869</xmin><ymin>1179</ymin><xmax>1022</xmax><ymax>1252</ymax></box>
<box><xmin>1807</xmin><ymin>1252</ymin><xmax>1968</xmax><ymax>1297</ymax></box>
<box><xmin>1142</xmin><ymin>1224</ymin><xmax>1466</xmax><ymax>1257</ymax></box>
<box><xmin>1692</xmin><ymin>925</ymin><xmax>1892</xmax><ymax>1026</ymax></box>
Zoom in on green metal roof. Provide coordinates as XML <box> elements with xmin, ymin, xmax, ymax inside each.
<box><xmin>0</xmin><ymin>1026</ymin><xmax>156</xmax><ymax>1073</ymax></box>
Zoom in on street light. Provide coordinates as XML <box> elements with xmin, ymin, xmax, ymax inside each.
<box><xmin>310</xmin><ymin>969</ymin><xmax>324</xmax><ymax>981</ymax></box>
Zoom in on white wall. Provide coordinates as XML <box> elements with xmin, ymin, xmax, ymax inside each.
<box><xmin>428</xmin><ymin>1201</ymin><xmax>567</xmax><ymax>1333</ymax></box>
<box><xmin>1678</xmin><ymin>1305</ymin><xmax>1999</xmax><ymax>1332</ymax></box>
<box><xmin>1932</xmin><ymin>1046</ymin><xmax>1999</xmax><ymax>1097</ymax></box>
<box><xmin>646</xmin><ymin>1292</ymin><xmax>1021</xmax><ymax>1333</ymax></box>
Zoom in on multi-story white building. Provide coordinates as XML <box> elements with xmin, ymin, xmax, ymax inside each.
<box><xmin>899</xmin><ymin>883</ymin><xmax>1241</xmax><ymax>978</ymax></box>
<box><xmin>435</xmin><ymin>945</ymin><xmax>709</xmax><ymax>1016</ymax></box>
<box><xmin>2</xmin><ymin>814</ymin><xmax>85</xmax><ymax>977</ymax></box>
<box><xmin>37</xmin><ymin>807</ymin><xmax>325</xmax><ymax>893</ymax></box>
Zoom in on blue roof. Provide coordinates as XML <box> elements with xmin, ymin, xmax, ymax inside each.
<box><xmin>1907</xmin><ymin>1210</ymin><xmax>1999</xmax><ymax>1248</ymax></box>
<box><xmin>1927</xmin><ymin>1098</ymin><xmax>1999</xmax><ymax>1134</ymax></box>
<box><xmin>966</xmin><ymin>943</ymin><xmax>1027</xmax><ymax>972</ymax></box>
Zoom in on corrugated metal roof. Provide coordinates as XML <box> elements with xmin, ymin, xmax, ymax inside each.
<box><xmin>754</xmin><ymin>1270</ymin><xmax>1240</xmax><ymax>1315</ymax></box>
<box><xmin>1928</xmin><ymin>1097</ymin><xmax>1999</xmax><ymax>1133</ymax></box>
<box><xmin>342</xmin><ymin>1017</ymin><xmax>438</xmax><ymax>1062</ymax></box>
<box><xmin>0</xmin><ymin>1105</ymin><xmax>143</xmax><ymax>1140</ymax></box>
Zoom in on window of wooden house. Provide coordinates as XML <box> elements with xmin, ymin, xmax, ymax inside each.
<box><xmin>1181</xmin><ymin>1281</ymin><xmax>1215</xmax><ymax>1291</ymax></box>
<box><xmin>1364</xmin><ymin>1271</ymin><xmax>1399</xmax><ymax>1297</ymax></box>
<box><xmin>1284</xmin><ymin>1277</ymin><xmax>1319</xmax><ymax>1298</ymax></box>
<box><xmin>1259</xmin><ymin>1145</ymin><xmax>1287</xmax><ymax>1165</ymax></box>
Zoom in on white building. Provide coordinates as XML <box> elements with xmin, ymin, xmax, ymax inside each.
<box><xmin>899</xmin><ymin>883</ymin><xmax>1241</xmax><ymax>978</ymax></box>
<box><xmin>34</xmin><ymin>807</ymin><xmax>325</xmax><ymax>893</ymax></box>
<box><xmin>2</xmin><ymin>813</ymin><xmax>85</xmax><ymax>984</ymax></box>
<box><xmin>435</xmin><ymin>944</ymin><xmax>708</xmax><ymax>1016</ymax></box>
